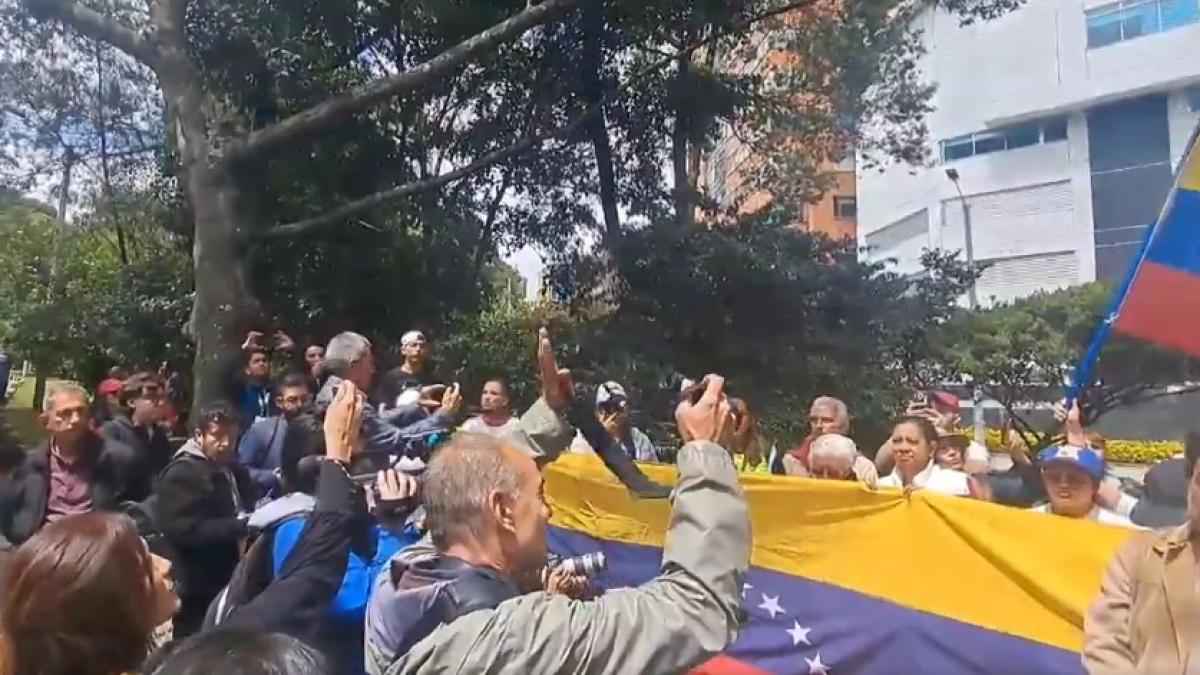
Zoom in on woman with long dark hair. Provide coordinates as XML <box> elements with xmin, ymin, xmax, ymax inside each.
<box><xmin>0</xmin><ymin>511</ymin><xmax>178</xmax><ymax>675</ymax></box>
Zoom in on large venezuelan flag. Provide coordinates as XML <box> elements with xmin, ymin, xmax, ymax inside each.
<box><xmin>1112</xmin><ymin>123</ymin><xmax>1200</xmax><ymax>355</ymax></box>
<box><xmin>545</xmin><ymin>455</ymin><xmax>1135</xmax><ymax>675</ymax></box>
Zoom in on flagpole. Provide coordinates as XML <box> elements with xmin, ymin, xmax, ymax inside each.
<box><xmin>1066</xmin><ymin>121</ymin><xmax>1200</xmax><ymax>405</ymax></box>
<box><xmin>1065</xmin><ymin>223</ymin><xmax>1155</xmax><ymax>405</ymax></box>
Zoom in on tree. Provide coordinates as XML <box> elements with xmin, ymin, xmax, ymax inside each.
<box><xmin>933</xmin><ymin>283</ymin><xmax>1200</xmax><ymax>449</ymax></box>
<box><xmin>0</xmin><ymin>189</ymin><xmax>192</xmax><ymax>389</ymax></box>
<box><xmin>549</xmin><ymin>209</ymin><xmax>980</xmax><ymax>446</ymax></box>
<box><xmin>8</xmin><ymin>0</ymin><xmax>590</xmax><ymax>414</ymax></box>
<box><xmin>6</xmin><ymin>0</ymin><xmax>1025</xmax><ymax>420</ymax></box>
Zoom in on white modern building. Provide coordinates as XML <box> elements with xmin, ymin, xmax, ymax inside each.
<box><xmin>858</xmin><ymin>0</ymin><xmax>1200</xmax><ymax>304</ymax></box>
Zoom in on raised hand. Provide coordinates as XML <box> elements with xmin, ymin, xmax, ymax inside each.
<box><xmin>599</xmin><ymin>411</ymin><xmax>621</xmax><ymax>439</ymax></box>
<box><xmin>273</xmin><ymin>331</ymin><xmax>295</xmax><ymax>352</ymax></box>
<box><xmin>440</xmin><ymin>383</ymin><xmax>463</xmax><ymax>416</ymax></box>
<box><xmin>325</xmin><ymin>380</ymin><xmax>364</xmax><ymax>464</ymax></box>
<box><xmin>1064</xmin><ymin>400</ymin><xmax>1087</xmax><ymax>448</ymax></box>
<box><xmin>418</xmin><ymin>384</ymin><xmax>448</xmax><ymax>411</ymax></box>
<box><xmin>241</xmin><ymin>331</ymin><xmax>265</xmax><ymax>352</ymax></box>
<box><xmin>538</xmin><ymin>327</ymin><xmax>573</xmax><ymax>413</ymax></box>
<box><xmin>674</xmin><ymin>374</ymin><xmax>733</xmax><ymax>447</ymax></box>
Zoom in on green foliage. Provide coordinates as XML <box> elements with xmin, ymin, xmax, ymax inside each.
<box><xmin>550</xmin><ymin>208</ymin><xmax>981</xmax><ymax>447</ymax></box>
<box><xmin>936</xmin><ymin>283</ymin><xmax>1200</xmax><ymax>409</ymax></box>
<box><xmin>435</xmin><ymin>293</ymin><xmax>577</xmax><ymax>410</ymax></box>
<box><xmin>2</xmin><ymin>0</ymin><xmax>1028</xmax><ymax>433</ymax></box>
<box><xmin>0</xmin><ymin>192</ymin><xmax>192</xmax><ymax>386</ymax></box>
<box><xmin>934</xmin><ymin>282</ymin><xmax>1200</xmax><ymax>448</ymax></box>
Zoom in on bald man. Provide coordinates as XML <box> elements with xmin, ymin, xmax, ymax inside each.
<box><xmin>365</xmin><ymin>376</ymin><xmax>751</xmax><ymax>675</ymax></box>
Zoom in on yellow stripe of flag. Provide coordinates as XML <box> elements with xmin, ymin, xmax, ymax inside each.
<box><xmin>545</xmin><ymin>454</ymin><xmax>1133</xmax><ymax>654</ymax></box>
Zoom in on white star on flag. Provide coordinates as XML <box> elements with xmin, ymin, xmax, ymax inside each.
<box><xmin>805</xmin><ymin>652</ymin><xmax>830</xmax><ymax>675</ymax></box>
<box><xmin>787</xmin><ymin>620</ymin><xmax>812</xmax><ymax>646</ymax></box>
<box><xmin>758</xmin><ymin>593</ymin><xmax>785</xmax><ymax>619</ymax></box>
<box><xmin>742</xmin><ymin>582</ymin><xmax>754</xmax><ymax>599</ymax></box>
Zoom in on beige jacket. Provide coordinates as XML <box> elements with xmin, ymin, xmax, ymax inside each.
<box><xmin>382</xmin><ymin>441</ymin><xmax>751</xmax><ymax>675</ymax></box>
<box><xmin>507</xmin><ymin>396</ymin><xmax>576</xmax><ymax>466</ymax></box>
<box><xmin>1084</xmin><ymin>523</ymin><xmax>1200</xmax><ymax>674</ymax></box>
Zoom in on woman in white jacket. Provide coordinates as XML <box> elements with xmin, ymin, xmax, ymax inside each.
<box><xmin>878</xmin><ymin>416</ymin><xmax>971</xmax><ymax>496</ymax></box>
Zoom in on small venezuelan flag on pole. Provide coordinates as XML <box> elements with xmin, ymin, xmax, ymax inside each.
<box><xmin>1112</xmin><ymin>124</ymin><xmax>1200</xmax><ymax>352</ymax></box>
<box><xmin>1069</xmin><ymin>122</ymin><xmax>1200</xmax><ymax>400</ymax></box>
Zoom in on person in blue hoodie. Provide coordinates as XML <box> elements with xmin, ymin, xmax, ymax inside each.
<box><xmin>248</xmin><ymin>415</ymin><xmax>422</xmax><ymax>674</ymax></box>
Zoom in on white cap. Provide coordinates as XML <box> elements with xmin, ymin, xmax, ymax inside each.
<box><xmin>596</xmin><ymin>381</ymin><xmax>627</xmax><ymax>407</ymax></box>
<box><xmin>401</xmin><ymin>331</ymin><xmax>426</xmax><ymax>347</ymax></box>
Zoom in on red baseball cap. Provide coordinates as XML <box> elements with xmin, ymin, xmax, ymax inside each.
<box><xmin>99</xmin><ymin>378</ymin><xmax>123</xmax><ymax>396</ymax></box>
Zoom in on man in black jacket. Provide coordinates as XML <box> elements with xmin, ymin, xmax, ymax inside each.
<box><xmin>156</xmin><ymin>403</ymin><xmax>258</xmax><ymax>637</ymax></box>
<box><xmin>0</xmin><ymin>383</ymin><xmax>143</xmax><ymax>547</ymax></box>
<box><xmin>100</xmin><ymin>372</ymin><xmax>172</xmax><ymax>500</ymax></box>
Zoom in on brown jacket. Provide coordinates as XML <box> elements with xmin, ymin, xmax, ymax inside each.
<box><xmin>1084</xmin><ymin>523</ymin><xmax>1200</xmax><ymax>674</ymax></box>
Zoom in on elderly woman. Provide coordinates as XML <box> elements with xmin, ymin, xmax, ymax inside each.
<box><xmin>878</xmin><ymin>416</ymin><xmax>970</xmax><ymax>496</ymax></box>
<box><xmin>806</xmin><ymin>434</ymin><xmax>864</xmax><ymax>481</ymax></box>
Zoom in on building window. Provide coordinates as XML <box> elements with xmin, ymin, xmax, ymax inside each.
<box><xmin>939</xmin><ymin>116</ymin><xmax>1069</xmax><ymax>163</ymax></box>
<box><xmin>834</xmin><ymin>196</ymin><xmax>857</xmax><ymax>220</ymax></box>
<box><xmin>1187</xmin><ymin>84</ymin><xmax>1200</xmax><ymax>112</ymax></box>
<box><xmin>1086</xmin><ymin>0</ymin><xmax>1200</xmax><ymax>49</ymax></box>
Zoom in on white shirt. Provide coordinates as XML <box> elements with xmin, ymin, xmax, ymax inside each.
<box><xmin>879</xmin><ymin>460</ymin><xmax>971</xmax><ymax>496</ymax></box>
<box><xmin>1029</xmin><ymin>503</ymin><xmax>1142</xmax><ymax>529</ymax></box>
<box><xmin>460</xmin><ymin>415</ymin><xmax>523</xmax><ymax>438</ymax></box>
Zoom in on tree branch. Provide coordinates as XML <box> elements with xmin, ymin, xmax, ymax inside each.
<box><xmin>262</xmin><ymin>0</ymin><xmax>823</xmax><ymax>239</ymax></box>
<box><xmin>223</xmin><ymin>0</ymin><xmax>581</xmax><ymax>165</ymax></box>
<box><xmin>262</xmin><ymin>110</ymin><xmax>597</xmax><ymax>239</ymax></box>
<box><xmin>27</xmin><ymin>0</ymin><xmax>158</xmax><ymax>66</ymax></box>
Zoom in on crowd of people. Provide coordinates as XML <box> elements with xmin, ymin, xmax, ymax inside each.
<box><xmin>0</xmin><ymin>324</ymin><xmax>1194</xmax><ymax>674</ymax></box>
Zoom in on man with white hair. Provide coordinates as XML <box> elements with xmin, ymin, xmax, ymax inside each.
<box><xmin>317</xmin><ymin>331</ymin><xmax>460</xmax><ymax>459</ymax></box>
<box><xmin>807</xmin><ymin>434</ymin><xmax>861</xmax><ymax>481</ymax></box>
<box><xmin>0</xmin><ymin>383</ymin><xmax>142</xmax><ymax>546</ymax></box>
<box><xmin>779</xmin><ymin>396</ymin><xmax>877</xmax><ymax>486</ymax></box>
<box><xmin>365</xmin><ymin>375</ymin><xmax>749</xmax><ymax>674</ymax></box>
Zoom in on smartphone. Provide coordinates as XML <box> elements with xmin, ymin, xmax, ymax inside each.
<box><xmin>911</xmin><ymin>391</ymin><xmax>929</xmax><ymax>408</ymax></box>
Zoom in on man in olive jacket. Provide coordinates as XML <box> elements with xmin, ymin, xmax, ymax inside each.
<box><xmin>367</xmin><ymin>374</ymin><xmax>750</xmax><ymax>675</ymax></box>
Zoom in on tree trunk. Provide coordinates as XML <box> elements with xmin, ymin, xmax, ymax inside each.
<box><xmin>31</xmin><ymin>372</ymin><xmax>46</xmax><ymax>416</ymax></box>
<box><xmin>94</xmin><ymin>40</ymin><xmax>129</xmax><ymax>265</ymax></box>
<box><xmin>187</xmin><ymin>166</ymin><xmax>259</xmax><ymax>416</ymax></box>
<box><xmin>672</xmin><ymin>48</ymin><xmax>693</xmax><ymax>230</ymax></box>
<box><xmin>686</xmin><ymin>38</ymin><xmax>717</xmax><ymax>192</ymax></box>
<box><xmin>153</xmin><ymin>4</ymin><xmax>260</xmax><ymax>420</ymax></box>
<box><xmin>580</xmin><ymin>1</ymin><xmax>621</xmax><ymax>247</ymax></box>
